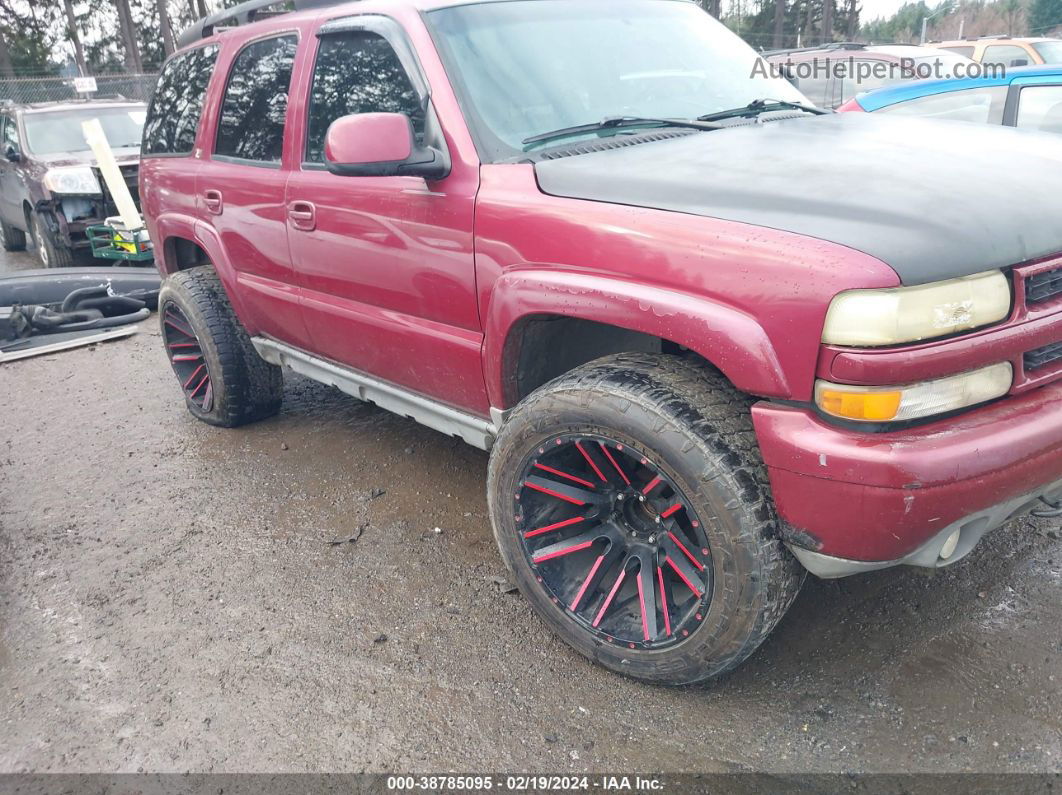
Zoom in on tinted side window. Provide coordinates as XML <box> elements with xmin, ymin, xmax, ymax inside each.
<box><xmin>305</xmin><ymin>31</ymin><xmax>424</xmax><ymax>163</ymax></box>
<box><xmin>982</xmin><ymin>45</ymin><xmax>1032</xmax><ymax>67</ymax></box>
<box><xmin>838</xmin><ymin>59</ymin><xmax>902</xmax><ymax>104</ymax></box>
<box><xmin>793</xmin><ymin>65</ymin><xmax>829</xmax><ymax>108</ymax></box>
<box><xmin>215</xmin><ymin>34</ymin><xmax>298</xmax><ymax>163</ymax></box>
<box><xmin>143</xmin><ymin>45</ymin><xmax>218</xmax><ymax>156</ymax></box>
<box><xmin>1015</xmin><ymin>85</ymin><xmax>1062</xmax><ymax>134</ymax></box>
<box><xmin>2</xmin><ymin>116</ymin><xmax>17</xmax><ymax>149</ymax></box>
<box><xmin>941</xmin><ymin>46</ymin><xmax>975</xmax><ymax>58</ymax></box>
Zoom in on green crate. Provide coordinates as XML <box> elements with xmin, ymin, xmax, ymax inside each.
<box><xmin>86</xmin><ymin>224</ymin><xmax>155</xmax><ymax>262</ymax></box>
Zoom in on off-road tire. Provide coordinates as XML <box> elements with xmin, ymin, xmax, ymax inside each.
<box><xmin>487</xmin><ymin>352</ymin><xmax>805</xmax><ymax>685</ymax></box>
<box><xmin>158</xmin><ymin>265</ymin><xmax>283</xmax><ymax>427</ymax></box>
<box><xmin>0</xmin><ymin>217</ymin><xmax>26</xmax><ymax>251</ymax></box>
<box><xmin>30</xmin><ymin>211</ymin><xmax>75</xmax><ymax>268</ymax></box>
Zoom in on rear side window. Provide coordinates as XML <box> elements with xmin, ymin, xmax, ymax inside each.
<box><xmin>982</xmin><ymin>44</ymin><xmax>1032</xmax><ymax>67</ymax></box>
<box><xmin>877</xmin><ymin>86</ymin><xmax>1007</xmax><ymax>124</ymax></box>
<box><xmin>305</xmin><ymin>31</ymin><xmax>424</xmax><ymax>163</ymax></box>
<box><xmin>215</xmin><ymin>34</ymin><xmax>298</xmax><ymax>164</ymax></box>
<box><xmin>941</xmin><ymin>45</ymin><xmax>975</xmax><ymax>58</ymax></box>
<box><xmin>143</xmin><ymin>44</ymin><xmax>218</xmax><ymax>156</ymax></box>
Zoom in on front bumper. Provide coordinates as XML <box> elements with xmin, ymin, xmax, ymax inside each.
<box><xmin>752</xmin><ymin>379</ymin><xmax>1062</xmax><ymax>577</ymax></box>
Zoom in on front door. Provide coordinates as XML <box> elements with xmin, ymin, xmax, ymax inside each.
<box><xmin>285</xmin><ymin>18</ymin><xmax>486</xmax><ymax>415</ymax></box>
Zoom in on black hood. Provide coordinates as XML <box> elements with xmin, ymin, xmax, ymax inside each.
<box><xmin>534</xmin><ymin>112</ymin><xmax>1062</xmax><ymax>285</ymax></box>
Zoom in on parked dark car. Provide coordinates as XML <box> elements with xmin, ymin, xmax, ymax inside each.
<box><xmin>142</xmin><ymin>0</ymin><xmax>1062</xmax><ymax>685</ymax></box>
<box><xmin>0</xmin><ymin>100</ymin><xmax>146</xmax><ymax>267</ymax></box>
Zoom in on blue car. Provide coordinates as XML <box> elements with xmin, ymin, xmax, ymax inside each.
<box><xmin>839</xmin><ymin>65</ymin><xmax>1062</xmax><ymax>135</ymax></box>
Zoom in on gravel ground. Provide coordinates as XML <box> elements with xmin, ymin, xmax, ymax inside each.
<box><xmin>0</xmin><ymin>249</ymin><xmax>1060</xmax><ymax>774</ymax></box>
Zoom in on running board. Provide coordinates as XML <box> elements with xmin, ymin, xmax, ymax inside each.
<box><xmin>251</xmin><ymin>337</ymin><xmax>498</xmax><ymax>450</ymax></box>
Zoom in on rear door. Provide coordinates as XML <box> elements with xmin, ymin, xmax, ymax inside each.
<box><xmin>283</xmin><ymin>14</ymin><xmax>486</xmax><ymax>414</ymax></box>
<box><xmin>198</xmin><ymin>28</ymin><xmax>312</xmax><ymax>349</ymax></box>
<box><xmin>140</xmin><ymin>43</ymin><xmax>219</xmax><ymax>253</ymax></box>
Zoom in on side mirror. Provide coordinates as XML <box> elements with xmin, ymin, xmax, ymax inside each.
<box><xmin>4</xmin><ymin>144</ymin><xmax>19</xmax><ymax>163</ymax></box>
<box><xmin>1011</xmin><ymin>58</ymin><xmax>1029</xmax><ymax>67</ymax></box>
<box><xmin>324</xmin><ymin>112</ymin><xmax>448</xmax><ymax>180</ymax></box>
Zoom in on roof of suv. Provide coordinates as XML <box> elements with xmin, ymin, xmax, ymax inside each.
<box><xmin>934</xmin><ymin>36</ymin><xmax>1058</xmax><ymax>46</ymax></box>
<box><xmin>175</xmin><ymin>0</ymin><xmax>568</xmax><ymax>50</ymax></box>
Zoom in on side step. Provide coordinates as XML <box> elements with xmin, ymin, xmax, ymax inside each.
<box><xmin>251</xmin><ymin>337</ymin><xmax>498</xmax><ymax>450</ymax></box>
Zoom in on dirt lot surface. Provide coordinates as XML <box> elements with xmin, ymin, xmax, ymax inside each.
<box><xmin>1</xmin><ymin>250</ymin><xmax>1060</xmax><ymax>774</ymax></box>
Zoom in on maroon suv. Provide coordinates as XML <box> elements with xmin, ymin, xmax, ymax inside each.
<box><xmin>141</xmin><ymin>0</ymin><xmax>1062</xmax><ymax>684</ymax></box>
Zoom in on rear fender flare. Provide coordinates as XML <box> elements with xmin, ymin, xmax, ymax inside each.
<box><xmin>153</xmin><ymin>213</ymin><xmax>252</xmax><ymax>328</ymax></box>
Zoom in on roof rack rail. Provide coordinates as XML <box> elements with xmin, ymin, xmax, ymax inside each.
<box><xmin>176</xmin><ymin>0</ymin><xmax>343</xmax><ymax>49</ymax></box>
<box><xmin>763</xmin><ymin>41</ymin><xmax>871</xmax><ymax>57</ymax></box>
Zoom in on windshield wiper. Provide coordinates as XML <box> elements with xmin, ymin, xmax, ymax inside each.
<box><xmin>696</xmin><ymin>98</ymin><xmax>829</xmax><ymax>123</ymax></box>
<box><xmin>522</xmin><ymin>116</ymin><xmax>721</xmax><ymax>147</ymax></box>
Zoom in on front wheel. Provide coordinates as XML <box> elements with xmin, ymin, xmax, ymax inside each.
<box><xmin>30</xmin><ymin>211</ymin><xmax>75</xmax><ymax>268</ymax></box>
<box><xmin>487</xmin><ymin>353</ymin><xmax>804</xmax><ymax>685</ymax></box>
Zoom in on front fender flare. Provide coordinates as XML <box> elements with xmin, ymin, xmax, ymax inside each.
<box><xmin>483</xmin><ymin>269</ymin><xmax>790</xmax><ymax>408</ymax></box>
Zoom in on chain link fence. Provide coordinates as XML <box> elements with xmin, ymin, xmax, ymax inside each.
<box><xmin>0</xmin><ymin>74</ymin><xmax>158</xmax><ymax>105</ymax></box>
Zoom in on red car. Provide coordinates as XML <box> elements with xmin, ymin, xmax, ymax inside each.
<box><xmin>141</xmin><ymin>0</ymin><xmax>1062</xmax><ymax>684</ymax></box>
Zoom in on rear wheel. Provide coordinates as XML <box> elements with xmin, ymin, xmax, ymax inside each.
<box><xmin>487</xmin><ymin>353</ymin><xmax>804</xmax><ymax>684</ymax></box>
<box><xmin>0</xmin><ymin>217</ymin><xmax>26</xmax><ymax>251</ymax></box>
<box><xmin>158</xmin><ymin>266</ymin><xmax>283</xmax><ymax>427</ymax></box>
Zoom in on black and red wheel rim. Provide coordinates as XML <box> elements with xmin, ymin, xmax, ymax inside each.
<box><xmin>515</xmin><ymin>434</ymin><xmax>713</xmax><ymax>650</ymax></box>
<box><xmin>161</xmin><ymin>303</ymin><xmax>213</xmax><ymax>412</ymax></box>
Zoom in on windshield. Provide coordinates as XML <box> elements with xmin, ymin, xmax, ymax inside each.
<box><xmin>23</xmin><ymin>106</ymin><xmax>146</xmax><ymax>156</ymax></box>
<box><xmin>427</xmin><ymin>0</ymin><xmax>807</xmax><ymax>159</ymax></box>
<box><xmin>1033</xmin><ymin>41</ymin><xmax>1062</xmax><ymax>63</ymax></box>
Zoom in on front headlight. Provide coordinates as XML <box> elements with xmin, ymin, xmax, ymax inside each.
<box><xmin>822</xmin><ymin>271</ymin><xmax>1011</xmax><ymax>347</ymax></box>
<box><xmin>815</xmin><ymin>362</ymin><xmax>1013</xmax><ymax>423</ymax></box>
<box><xmin>42</xmin><ymin>166</ymin><xmax>101</xmax><ymax>195</ymax></box>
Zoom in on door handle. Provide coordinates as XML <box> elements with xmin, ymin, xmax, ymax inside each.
<box><xmin>202</xmin><ymin>189</ymin><xmax>223</xmax><ymax>215</ymax></box>
<box><xmin>288</xmin><ymin>200</ymin><xmax>316</xmax><ymax>231</ymax></box>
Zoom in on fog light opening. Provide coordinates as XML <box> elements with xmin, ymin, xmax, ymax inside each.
<box><xmin>939</xmin><ymin>529</ymin><xmax>961</xmax><ymax>560</ymax></box>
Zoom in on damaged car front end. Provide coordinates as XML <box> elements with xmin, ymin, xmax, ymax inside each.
<box><xmin>1</xmin><ymin>102</ymin><xmax>144</xmax><ymax>267</ymax></box>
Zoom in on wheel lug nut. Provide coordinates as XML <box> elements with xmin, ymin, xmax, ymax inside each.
<box><xmin>639</xmin><ymin>495</ymin><xmax>646</xmax><ymax>503</ymax></box>
<box><xmin>654</xmin><ymin>516</ymin><xmax>661</xmax><ymax>524</ymax></box>
<box><xmin>617</xmin><ymin>493</ymin><xmax>625</xmax><ymax>501</ymax></box>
